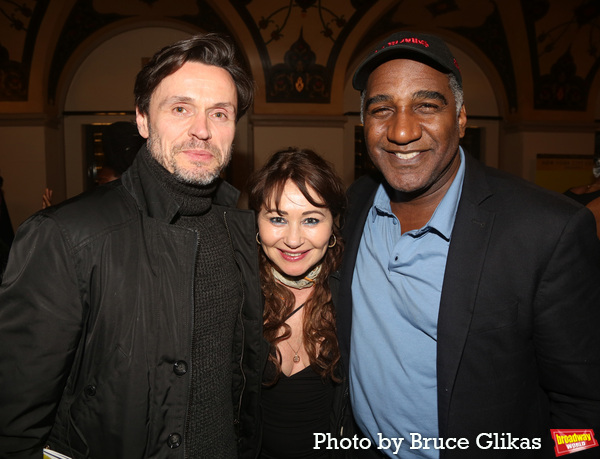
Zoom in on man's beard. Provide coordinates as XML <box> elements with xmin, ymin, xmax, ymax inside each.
<box><xmin>147</xmin><ymin>127</ymin><xmax>232</xmax><ymax>186</ymax></box>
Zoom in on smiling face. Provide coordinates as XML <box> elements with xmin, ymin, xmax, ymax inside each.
<box><xmin>258</xmin><ymin>180</ymin><xmax>334</xmax><ymax>279</ymax></box>
<box><xmin>362</xmin><ymin>58</ymin><xmax>467</xmax><ymax>199</ymax></box>
<box><xmin>136</xmin><ymin>61</ymin><xmax>237</xmax><ymax>185</ymax></box>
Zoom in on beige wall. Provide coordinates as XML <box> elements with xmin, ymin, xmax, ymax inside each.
<box><xmin>0</xmin><ymin>125</ymin><xmax>47</xmax><ymax>227</ymax></box>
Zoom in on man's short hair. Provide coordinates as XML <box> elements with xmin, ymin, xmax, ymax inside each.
<box><xmin>134</xmin><ymin>33</ymin><xmax>254</xmax><ymax>121</ymax></box>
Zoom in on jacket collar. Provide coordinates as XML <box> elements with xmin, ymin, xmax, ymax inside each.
<box><xmin>120</xmin><ymin>145</ymin><xmax>240</xmax><ymax>222</ymax></box>
<box><xmin>436</xmin><ymin>154</ymin><xmax>495</xmax><ymax>436</ymax></box>
<box><xmin>456</xmin><ymin>152</ymin><xmax>493</xmax><ymax>207</ymax></box>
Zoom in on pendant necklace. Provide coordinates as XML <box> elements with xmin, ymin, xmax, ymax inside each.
<box><xmin>287</xmin><ymin>340</ymin><xmax>302</xmax><ymax>363</ymax></box>
<box><xmin>284</xmin><ymin>302</ymin><xmax>305</xmax><ymax>364</ymax></box>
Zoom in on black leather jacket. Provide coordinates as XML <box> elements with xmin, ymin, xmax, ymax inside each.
<box><xmin>0</xmin><ymin>149</ymin><xmax>264</xmax><ymax>459</ymax></box>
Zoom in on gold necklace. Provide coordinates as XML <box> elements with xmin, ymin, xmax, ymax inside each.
<box><xmin>284</xmin><ymin>302</ymin><xmax>305</xmax><ymax>363</ymax></box>
<box><xmin>286</xmin><ymin>339</ymin><xmax>302</xmax><ymax>363</ymax></box>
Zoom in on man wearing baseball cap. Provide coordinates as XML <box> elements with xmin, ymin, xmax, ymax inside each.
<box><xmin>332</xmin><ymin>32</ymin><xmax>600</xmax><ymax>457</ymax></box>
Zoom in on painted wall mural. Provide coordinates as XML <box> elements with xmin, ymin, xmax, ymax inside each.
<box><xmin>0</xmin><ymin>0</ymin><xmax>599</xmax><ymax>112</ymax></box>
<box><xmin>0</xmin><ymin>0</ymin><xmax>47</xmax><ymax>101</ymax></box>
<box><xmin>233</xmin><ymin>0</ymin><xmax>371</xmax><ymax>103</ymax></box>
<box><xmin>522</xmin><ymin>0</ymin><xmax>600</xmax><ymax>111</ymax></box>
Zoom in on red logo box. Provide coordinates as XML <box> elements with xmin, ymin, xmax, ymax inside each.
<box><xmin>551</xmin><ymin>429</ymin><xmax>598</xmax><ymax>456</ymax></box>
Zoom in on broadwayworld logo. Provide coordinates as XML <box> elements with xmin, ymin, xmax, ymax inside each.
<box><xmin>551</xmin><ymin>429</ymin><xmax>598</xmax><ymax>456</ymax></box>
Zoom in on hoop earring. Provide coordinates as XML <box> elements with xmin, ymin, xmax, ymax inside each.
<box><xmin>328</xmin><ymin>234</ymin><xmax>337</xmax><ymax>248</ymax></box>
<box><xmin>256</xmin><ymin>232</ymin><xmax>261</xmax><ymax>245</ymax></box>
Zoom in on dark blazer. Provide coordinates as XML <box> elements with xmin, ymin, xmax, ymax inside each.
<box><xmin>333</xmin><ymin>153</ymin><xmax>600</xmax><ymax>458</ymax></box>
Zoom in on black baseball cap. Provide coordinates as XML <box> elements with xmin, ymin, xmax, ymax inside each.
<box><xmin>352</xmin><ymin>31</ymin><xmax>462</xmax><ymax>91</ymax></box>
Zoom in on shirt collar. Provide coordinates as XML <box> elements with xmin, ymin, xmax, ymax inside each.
<box><xmin>369</xmin><ymin>147</ymin><xmax>466</xmax><ymax>239</ymax></box>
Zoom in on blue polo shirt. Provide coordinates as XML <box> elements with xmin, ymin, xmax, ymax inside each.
<box><xmin>350</xmin><ymin>149</ymin><xmax>465</xmax><ymax>458</ymax></box>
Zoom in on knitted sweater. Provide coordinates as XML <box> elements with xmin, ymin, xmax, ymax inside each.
<box><xmin>144</xmin><ymin>150</ymin><xmax>241</xmax><ymax>458</ymax></box>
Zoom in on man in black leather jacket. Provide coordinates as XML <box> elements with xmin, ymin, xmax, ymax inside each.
<box><xmin>0</xmin><ymin>33</ymin><xmax>265</xmax><ymax>459</ymax></box>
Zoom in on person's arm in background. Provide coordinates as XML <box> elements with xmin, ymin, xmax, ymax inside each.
<box><xmin>42</xmin><ymin>188</ymin><xmax>53</xmax><ymax>209</ymax></box>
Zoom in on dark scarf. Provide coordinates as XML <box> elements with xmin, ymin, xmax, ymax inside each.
<box><xmin>143</xmin><ymin>150</ymin><xmax>240</xmax><ymax>458</ymax></box>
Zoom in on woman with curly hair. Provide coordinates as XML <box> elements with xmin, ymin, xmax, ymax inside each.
<box><xmin>247</xmin><ymin>147</ymin><xmax>346</xmax><ymax>458</ymax></box>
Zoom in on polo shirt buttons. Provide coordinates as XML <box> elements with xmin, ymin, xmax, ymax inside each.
<box><xmin>173</xmin><ymin>360</ymin><xmax>188</xmax><ymax>376</ymax></box>
<box><xmin>167</xmin><ymin>433</ymin><xmax>182</xmax><ymax>448</ymax></box>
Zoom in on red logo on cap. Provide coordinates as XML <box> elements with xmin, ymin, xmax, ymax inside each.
<box><xmin>375</xmin><ymin>37</ymin><xmax>429</xmax><ymax>53</ymax></box>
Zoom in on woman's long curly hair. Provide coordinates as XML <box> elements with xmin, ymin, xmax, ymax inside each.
<box><xmin>247</xmin><ymin>148</ymin><xmax>346</xmax><ymax>383</ymax></box>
